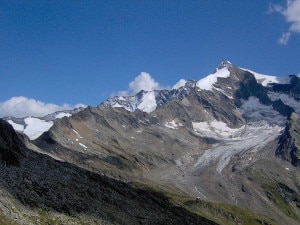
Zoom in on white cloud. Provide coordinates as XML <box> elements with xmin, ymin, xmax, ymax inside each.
<box><xmin>0</xmin><ymin>96</ymin><xmax>86</xmax><ymax>118</ymax></box>
<box><xmin>129</xmin><ymin>72</ymin><xmax>161</xmax><ymax>93</ymax></box>
<box><xmin>270</xmin><ymin>0</ymin><xmax>300</xmax><ymax>44</ymax></box>
<box><xmin>114</xmin><ymin>72</ymin><xmax>188</xmax><ymax>97</ymax></box>
<box><xmin>172</xmin><ymin>79</ymin><xmax>187</xmax><ymax>89</ymax></box>
<box><xmin>278</xmin><ymin>31</ymin><xmax>291</xmax><ymax>44</ymax></box>
<box><xmin>116</xmin><ymin>72</ymin><xmax>162</xmax><ymax>96</ymax></box>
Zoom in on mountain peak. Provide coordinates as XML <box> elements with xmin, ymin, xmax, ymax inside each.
<box><xmin>217</xmin><ymin>60</ymin><xmax>234</xmax><ymax>70</ymax></box>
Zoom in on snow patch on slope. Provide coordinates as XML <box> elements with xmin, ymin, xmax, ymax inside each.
<box><xmin>72</xmin><ymin>129</ymin><xmax>83</xmax><ymax>138</ymax></box>
<box><xmin>23</xmin><ymin>118</ymin><xmax>53</xmax><ymax>140</ymax></box>
<box><xmin>193</xmin><ymin>121</ymin><xmax>243</xmax><ymax>139</ymax></box>
<box><xmin>242</xmin><ymin>68</ymin><xmax>290</xmax><ymax>86</ymax></box>
<box><xmin>8</xmin><ymin>120</ymin><xmax>24</xmax><ymax>132</ymax></box>
<box><xmin>165</xmin><ymin>120</ymin><xmax>183</xmax><ymax>129</ymax></box>
<box><xmin>79</xmin><ymin>143</ymin><xmax>88</xmax><ymax>149</ymax></box>
<box><xmin>8</xmin><ymin>117</ymin><xmax>53</xmax><ymax>140</ymax></box>
<box><xmin>196</xmin><ymin>68</ymin><xmax>230</xmax><ymax>91</ymax></box>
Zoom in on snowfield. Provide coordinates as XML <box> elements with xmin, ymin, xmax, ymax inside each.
<box><xmin>24</xmin><ymin>118</ymin><xmax>54</xmax><ymax>140</ymax></box>
<box><xmin>7</xmin><ymin>120</ymin><xmax>24</xmax><ymax>131</ymax></box>
<box><xmin>7</xmin><ymin>112</ymin><xmax>74</xmax><ymax>140</ymax></box>
<box><xmin>241</xmin><ymin>68</ymin><xmax>290</xmax><ymax>86</ymax></box>
<box><xmin>196</xmin><ymin>67</ymin><xmax>230</xmax><ymax>90</ymax></box>
<box><xmin>8</xmin><ymin>117</ymin><xmax>53</xmax><ymax>140</ymax></box>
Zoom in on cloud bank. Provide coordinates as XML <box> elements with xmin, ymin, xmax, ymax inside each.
<box><xmin>270</xmin><ymin>0</ymin><xmax>300</xmax><ymax>44</ymax></box>
<box><xmin>0</xmin><ymin>96</ymin><xmax>85</xmax><ymax>118</ymax></box>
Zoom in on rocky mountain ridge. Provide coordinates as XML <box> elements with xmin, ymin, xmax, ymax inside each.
<box><xmin>3</xmin><ymin>107</ymin><xmax>84</xmax><ymax>140</ymax></box>
<box><xmin>103</xmin><ymin>61</ymin><xmax>293</xmax><ymax>116</ymax></box>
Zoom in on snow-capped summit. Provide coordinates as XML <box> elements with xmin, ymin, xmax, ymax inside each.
<box><xmin>102</xmin><ymin>61</ymin><xmax>299</xmax><ymax>119</ymax></box>
<box><xmin>102</xmin><ymin>80</ymin><xmax>198</xmax><ymax>113</ymax></box>
<box><xmin>196</xmin><ymin>67</ymin><xmax>230</xmax><ymax>91</ymax></box>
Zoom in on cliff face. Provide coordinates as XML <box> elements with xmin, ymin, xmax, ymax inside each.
<box><xmin>277</xmin><ymin>113</ymin><xmax>300</xmax><ymax>166</ymax></box>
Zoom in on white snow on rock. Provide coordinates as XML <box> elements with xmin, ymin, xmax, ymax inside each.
<box><xmin>72</xmin><ymin>129</ymin><xmax>83</xmax><ymax>138</ymax></box>
<box><xmin>8</xmin><ymin>117</ymin><xmax>53</xmax><ymax>140</ymax></box>
<box><xmin>8</xmin><ymin>120</ymin><xmax>24</xmax><ymax>132</ymax></box>
<box><xmin>23</xmin><ymin>117</ymin><xmax>53</xmax><ymax>140</ymax></box>
<box><xmin>110</xmin><ymin>102</ymin><xmax>124</xmax><ymax>108</ymax></box>
<box><xmin>242</xmin><ymin>68</ymin><xmax>290</xmax><ymax>86</ymax></box>
<box><xmin>79</xmin><ymin>143</ymin><xmax>88</xmax><ymax>149</ymax></box>
<box><xmin>164</xmin><ymin>120</ymin><xmax>182</xmax><ymax>129</ymax></box>
<box><xmin>196</xmin><ymin>67</ymin><xmax>230</xmax><ymax>91</ymax></box>
<box><xmin>137</xmin><ymin>91</ymin><xmax>157</xmax><ymax>113</ymax></box>
<box><xmin>192</xmin><ymin>121</ymin><xmax>243</xmax><ymax>139</ymax></box>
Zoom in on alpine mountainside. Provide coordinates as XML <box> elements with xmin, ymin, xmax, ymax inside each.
<box><xmin>1</xmin><ymin>60</ymin><xmax>300</xmax><ymax>225</ymax></box>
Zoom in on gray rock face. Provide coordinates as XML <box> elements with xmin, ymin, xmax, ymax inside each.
<box><xmin>277</xmin><ymin>113</ymin><xmax>300</xmax><ymax>166</ymax></box>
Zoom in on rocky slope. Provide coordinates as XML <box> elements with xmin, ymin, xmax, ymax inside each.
<box><xmin>0</xmin><ymin>119</ymin><xmax>220</xmax><ymax>225</ymax></box>
<box><xmin>1</xmin><ymin>61</ymin><xmax>300</xmax><ymax>224</ymax></box>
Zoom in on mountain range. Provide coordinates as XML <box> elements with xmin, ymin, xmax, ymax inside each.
<box><xmin>1</xmin><ymin>61</ymin><xmax>300</xmax><ymax>225</ymax></box>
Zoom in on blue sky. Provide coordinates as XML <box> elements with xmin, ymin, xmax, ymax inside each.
<box><xmin>1</xmin><ymin>0</ymin><xmax>300</xmax><ymax>117</ymax></box>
